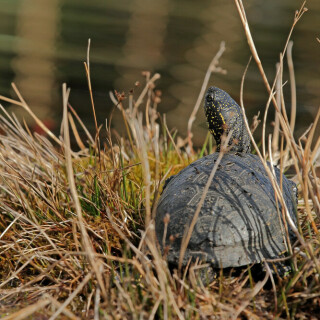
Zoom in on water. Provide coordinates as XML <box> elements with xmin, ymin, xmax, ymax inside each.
<box><xmin>0</xmin><ymin>0</ymin><xmax>318</xmax><ymax>146</ymax></box>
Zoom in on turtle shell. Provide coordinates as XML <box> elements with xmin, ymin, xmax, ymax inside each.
<box><xmin>155</xmin><ymin>152</ymin><xmax>297</xmax><ymax>268</ymax></box>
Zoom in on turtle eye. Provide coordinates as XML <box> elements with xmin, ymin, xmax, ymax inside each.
<box><xmin>206</xmin><ymin>95</ymin><xmax>213</xmax><ymax>103</ymax></box>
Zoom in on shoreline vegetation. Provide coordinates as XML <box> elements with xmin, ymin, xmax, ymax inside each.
<box><xmin>0</xmin><ymin>1</ymin><xmax>319</xmax><ymax>319</ymax></box>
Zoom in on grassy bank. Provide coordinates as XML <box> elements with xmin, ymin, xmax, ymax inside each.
<box><xmin>0</xmin><ymin>1</ymin><xmax>319</xmax><ymax>319</ymax></box>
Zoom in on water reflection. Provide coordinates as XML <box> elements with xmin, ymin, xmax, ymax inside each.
<box><xmin>0</xmin><ymin>0</ymin><xmax>318</xmax><ymax>145</ymax></box>
<box><xmin>115</xmin><ymin>0</ymin><xmax>169</xmax><ymax>88</ymax></box>
<box><xmin>11</xmin><ymin>0</ymin><xmax>59</xmax><ymax>123</ymax></box>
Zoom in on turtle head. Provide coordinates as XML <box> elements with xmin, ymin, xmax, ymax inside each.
<box><xmin>204</xmin><ymin>86</ymin><xmax>251</xmax><ymax>153</ymax></box>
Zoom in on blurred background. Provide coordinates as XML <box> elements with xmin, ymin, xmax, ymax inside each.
<box><xmin>0</xmin><ymin>0</ymin><xmax>319</xmax><ymax>146</ymax></box>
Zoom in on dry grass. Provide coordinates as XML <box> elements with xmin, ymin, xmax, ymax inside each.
<box><xmin>0</xmin><ymin>1</ymin><xmax>319</xmax><ymax>319</ymax></box>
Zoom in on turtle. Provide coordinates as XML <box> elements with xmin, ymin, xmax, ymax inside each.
<box><xmin>155</xmin><ymin>86</ymin><xmax>297</xmax><ymax>274</ymax></box>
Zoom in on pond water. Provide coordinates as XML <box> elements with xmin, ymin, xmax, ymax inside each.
<box><xmin>0</xmin><ymin>0</ymin><xmax>319</xmax><ymax>146</ymax></box>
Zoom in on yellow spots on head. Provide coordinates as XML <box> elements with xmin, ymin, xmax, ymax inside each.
<box><xmin>219</xmin><ymin>112</ymin><xmax>225</xmax><ymax>124</ymax></box>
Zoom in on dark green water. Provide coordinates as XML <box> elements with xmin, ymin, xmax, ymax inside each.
<box><xmin>0</xmin><ymin>0</ymin><xmax>319</xmax><ymax>145</ymax></box>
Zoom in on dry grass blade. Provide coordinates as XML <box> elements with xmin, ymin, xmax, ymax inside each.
<box><xmin>145</xmin><ymin>235</ymin><xmax>184</xmax><ymax>320</ymax></box>
<box><xmin>68</xmin><ymin>102</ymin><xmax>95</xmax><ymax>144</ymax></box>
<box><xmin>187</xmin><ymin>41</ymin><xmax>226</xmax><ymax>151</ymax></box>
<box><xmin>232</xmin><ymin>270</ymin><xmax>269</xmax><ymax>319</ymax></box>
<box><xmin>272</xmin><ymin>61</ymin><xmax>282</xmax><ymax>153</ymax></box>
<box><xmin>62</xmin><ymin>83</ymin><xmax>107</xmax><ymax>298</ymax></box>
<box><xmin>1</xmin><ymin>299</ymin><xmax>50</xmax><ymax>320</ymax></box>
<box><xmin>134</xmin><ymin>73</ymin><xmax>161</xmax><ymax>114</ymax></box>
<box><xmin>44</xmin><ymin>294</ymin><xmax>80</xmax><ymax>320</ymax></box>
<box><xmin>0</xmin><ymin>85</ymin><xmax>62</xmax><ymax>146</ymax></box>
<box><xmin>84</xmin><ymin>39</ymin><xmax>99</xmax><ymax>139</ymax></box>
<box><xmin>0</xmin><ymin>255</ymin><xmax>35</xmax><ymax>290</ymax></box>
<box><xmin>240</xmin><ymin>53</ymin><xmax>320</xmax><ymax>276</ymax></box>
<box><xmin>287</xmin><ymin>41</ymin><xmax>297</xmax><ymax>133</ymax></box>
<box><xmin>68</xmin><ymin>112</ymin><xmax>86</xmax><ymax>150</ymax></box>
<box><xmin>133</xmin><ymin>114</ymin><xmax>152</xmax><ymax>228</ymax></box>
<box><xmin>163</xmin><ymin>114</ymin><xmax>183</xmax><ymax>163</ymax></box>
<box><xmin>241</xmin><ymin>59</ymin><xmax>302</xmax><ymax>243</ymax></box>
<box><xmin>235</xmin><ymin>0</ymin><xmax>307</xmax><ymax>167</ymax></box>
<box><xmin>105</xmin><ymin>207</ymin><xmax>150</xmax><ymax>265</ymax></box>
<box><xmin>48</xmin><ymin>272</ymin><xmax>92</xmax><ymax>320</ymax></box>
